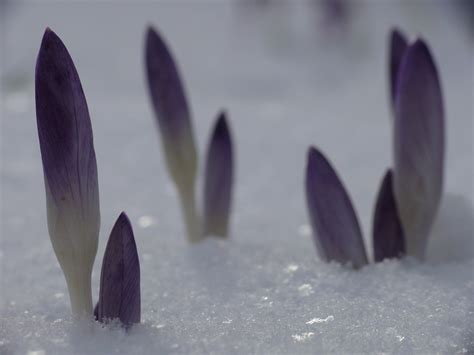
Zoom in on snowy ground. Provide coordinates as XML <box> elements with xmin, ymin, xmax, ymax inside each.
<box><xmin>1</xmin><ymin>1</ymin><xmax>473</xmax><ymax>354</ymax></box>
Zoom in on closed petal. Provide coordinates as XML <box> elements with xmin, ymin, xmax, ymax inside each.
<box><xmin>35</xmin><ymin>28</ymin><xmax>99</xmax><ymax>316</ymax></box>
<box><xmin>98</xmin><ymin>212</ymin><xmax>140</xmax><ymax>327</ymax></box>
<box><xmin>203</xmin><ymin>111</ymin><xmax>234</xmax><ymax>237</ymax></box>
<box><xmin>372</xmin><ymin>169</ymin><xmax>405</xmax><ymax>262</ymax></box>
<box><xmin>145</xmin><ymin>25</ymin><xmax>197</xmax><ymax>188</ymax></box>
<box><xmin>393</xmin><ymin>39</ymin><xmax>444</xmax><ymax>258</ymax></box>
<box><xmin>305</xmin><ymin>147</ymin><xmax>368</xmax><ymax>268</ymax></box>
<box><xmin>389</xmin><ymin>28</ymin><xmax>408</xmax><ymax>112</ymax></box>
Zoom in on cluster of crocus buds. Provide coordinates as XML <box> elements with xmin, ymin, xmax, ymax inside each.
<box><xmin>35</xmin><ymin>28</ymin><xmax>140</xmax><ymax>325</ymax></box>
<box><xmin>35</xmin><ymin>23</ymin><xmax>445</xmax><ymax>324</ymax></box>
<box><xmin>305</xmin><ymin>28</ymin><xmax>444</xmax><ymax>267</ymax></box>
<box><xmin>145</xmin><ymin>26</ymin><xmax>235</xmax><ymax>242</ymax></box>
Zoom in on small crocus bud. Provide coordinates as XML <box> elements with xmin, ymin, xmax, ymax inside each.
<box><xmin>372</xmin><ymin>169</ymin><xmax>405</xmax><ymax>262</ymax></box>
<box><xmin>393</xmin><ymin>39</ymin><xmax>444</xmax><ymax>259</ymax></box>
<box><xmin>97</xmin><ymin>212</ymin><xmax>140</xmax><ymax>327</ymax></box>
<box><xmin>305</xmin><ymin>147</ymin><xmax>368</xmax><ymax>268</ymax></box>
<box><xmin>35</xmin><ymin>28</ymin><xmax>100</xmax><ymax>317</ymax></box>
<box><xmin>203</xmin><ymin>111</ymin><xmax>234</xmax><ymax>238</ymax></box>
<box><xmin>145</xmin><ymin>25</ymin><xmax>200</xmax><ymax>242</ymax></box>
<box><xmin>389</xmin><ymin>28</ymin><xmax>408</xmax><ymax>113</ymax></box>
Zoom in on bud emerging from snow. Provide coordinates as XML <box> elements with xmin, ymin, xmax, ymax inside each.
<box><xmin>35</xmin><ymin>28</ymin><xmax>100</xmax><ymax>316</ymax></box>
<box><xmin>393</xmin><ymin>39</ymin><xmax>444</xmax><ymax>259</ymax></box>
<box><xmin>305</xmin><ymin>147</ymin><xmax>368</xmax><ymax>268</ymax></box>
<box><xmin>203</xmin><ymin>111</ymin><xmax>234</xmax><ymax>238</ymax></box>
<box><xmin>96</xmin><ymin>212</ymin><xmax>140</xmax><ymax>327</ymax></box>
<box><xmin>145</xmin><ymin>25</ymin><xmax>200</xmax><ymax>242</ymax></box>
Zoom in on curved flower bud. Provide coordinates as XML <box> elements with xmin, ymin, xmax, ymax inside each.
<box><xmin>145</xmin><ymin>25</ymin><xmax>200</xmax><ymax>242</ymax></box>
<box><xmin>145</xmin><ymin>25</ymin><xmax>197</xmax><ymax>188</ymax></box>
<box><xmin>393</xmin><ymin>39</ymin><xmax>444</xmax><ymax>259</ymax></box>
<box><xmin>389</xmin><ymin>28</ymin><xmax>408</xmax><ymax>112</ymax></box>
<box><xmin>97</xmin><ymin>212</ymin><xmax>140</xmax><ymax>327</ymax></box>
<box><xmin>372</xmin><ymin>169</ymin><xmax>405</xmax><ymax>262</ymax></box>
<box><xmin>305</xmin><ymin>147</ymin><xmax>368</xmax><ymax>268</ymax></box>
<box><xmin>203</xmin><ymin>111</ymin><xmax>234</xmax><ymax>238</ymax></box>
<box><xmin>35</xmin><ymin>28</ymin><xmax>100</xmax><ymax>316</ymax></box>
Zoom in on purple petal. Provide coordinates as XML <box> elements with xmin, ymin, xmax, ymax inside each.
<box><xmin>35</xmin><ymin>28</ymin><xmax>99</xmax><ymax>221</ymax></box>
<box><xmin>393</xmin><ymin>39</ymin><xmax>444</xmax><ymax>258</ymax></box>
<box><xmin>35</xmin><ymin>28</ymin><xmax>99</xmax><ymax>315</ymax></box>
<box><xmin>98</xmin><ymin>212</ymin><xmax>140</xmax><ymax>327</ymax></box>
<box><xmin>145</xmin><ymin>25</ymin><xmax>197</xmax><ymax>187</ymax></box>
<box><xmin>372</xmin><ymin>169</ymin><xmax>405</xmax><ymax>262</ymax></box>
<box><xmin>389</xmin><ymin>28</ymin><xmax>408</xmax><ymax>112</ymax></box>
<box><xmin>305</xmin><ymin>147</ymin><xmax>368</xmax><ymax>268</ymax></box>
<box><xmin>203</xmin><ymin>111</ymin><xmax>234</xmax><ymax>237</ymax></box>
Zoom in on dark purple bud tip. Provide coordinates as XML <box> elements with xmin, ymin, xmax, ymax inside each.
<box><xmin>35</xmin><ymin>27</ymin><xmax>99</xmax><ymax>212</ymax></box>
<box><xmin>305</xmin><ymin>147</ymin><xmax>368</xmax><ymax>269</ymax></box>
<box><xmin>145</xmin><ymin>25</ymin><xmax>197</xmax><ymax>183</ymax></box>
<box><xmin>203</xmin><ymin>111</ymin><xmax>234</xmax><ymax>237</ymax></box>
<box><xmin>97</xmin><ymin>212</ymin><xmax>140</xmax><ymax>327</ymax></box>
<box><xmin>389</xmin><ymin>28</ymin><xmax>408</xmax><ymax>112</ymax></box>
<box><xmin>394</xmin><ymin>38</ymin><xmax>444</xmax><ymax>258</ymax></box>
<box><xmin>372</xmin><ymin>169</ymin><xmax>405</xmax><ymax>262</ymax></box>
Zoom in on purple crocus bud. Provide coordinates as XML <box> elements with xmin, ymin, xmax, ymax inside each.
<box><xmin>97</xmin><ymin>212</ymin><xmax>140</xmax><ymax>327</ymax></box>
<box><xmin>203</xmin><ymin>111</ymin><xmax>234</xmax><ymax>238</ymax></box>
<box><xmin>145</xmin><ymin>26</ymin><xmax>200</xmax><ymax>242</ymax></box>
<box><xmin>389</xmin><ymin>28</ymin><xmax>408</xmax><ymax>112</ymax></box>
<box><xmin>393</xmin><ymin>39</ymin><xmax>444</xmax><ymax>259</ymax></box>
<box><xmin>145</xmin><ymin>25</ymin><xmax>197</xmax><ymax>188</ymax></box>
<box><xmin>305</xmin><ymin>147</ymin><xmax>368</xmax><ymax>268</ymax></box>
<box><xmin>372</xmin><ymin>169</ymin><xmax>405</xmax><ymax>262</ymax></box>
<box><xmin>35</xmin><ymin>28</ymin><xmax>100</xmax><ymax>317</ymax></box>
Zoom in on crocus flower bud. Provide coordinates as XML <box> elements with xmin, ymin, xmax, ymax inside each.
<box><xmin>97</xmin><ymin>212</ymin><xmax>140</xmax><ymax>327</ymax></box>
<box><xmin>393</xmin><ymin>39</ymin><xmax>444</xmax><ymax>259</ymax></box>
<box><xmin>35</xmin><ymin>28</ymin><xmax>100</xmax><ymax>316</ymax></box>
<box><xmin>372</xmin><ymin>169</ymin><xmax>405</xmax><ymax>262</ymax></box>
<box><xmin>203</xmin><ymin>111</ymin><xmax>234</xmax><ymax>238</ymax></box>
<box><xmin>305</xmin><ymin>147</ymin><xmax>368</xmax><ymax>268</ymax></box>
<box><xmin>145</xmin><ymin>26</ymin><xmax>200</xmax><ymax>241</ymax></box>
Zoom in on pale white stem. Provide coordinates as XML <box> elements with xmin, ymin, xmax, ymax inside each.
<box><xmin>177</xmin><ymin>184</ymin><xmax>202</xmax><ymax>243</ymax></box>
<box><xmin>64</xmin><ymin>266</ymin><xmax>93</xmax><ymax>317</ymax></box>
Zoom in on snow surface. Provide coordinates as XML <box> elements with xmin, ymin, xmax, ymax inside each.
<box><xmin>1</xmin><ymin>1</ymin><xmax>473</xmax><ymax>354</ymax></box>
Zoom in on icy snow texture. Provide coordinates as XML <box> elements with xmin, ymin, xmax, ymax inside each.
<box><xmin>1</xmin><ymin>1</ymin><xmax>473</xmax><ymax>354</ymax></box>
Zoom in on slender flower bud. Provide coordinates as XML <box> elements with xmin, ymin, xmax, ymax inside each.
<box><xmin>145</xmin><ymin>26</ymin><xmax>200</xmax><ymax>241</ymax></box>
<box><xmin>389</xmin><ymin>28</ymin><xmax>408</xmax><ymax>113</ymax></box>
<box><xmin>203</xmin><ymin>111</ymin><xmax>234</xmax><ymax>237</ymax></box>
<box><xmin>372</xmin><ymin>169</ymin><xmax>405</xmax><ymax>262</ymax></box>
<box><xmin>305</xmin><ymin>147</ymin><xmax>368</xmax><ymax>268</ymax></box>
<box><xmin>97</xmin><ymin>212</ymin><xmax>140</xmax><ymax>327</ymax></box>
<box><xmin>393</xmin><ymin>39</ymin><xmax>444</xmax><ymax>259</ymax></box>
<box><xmin>35</xmin><ymin>28</ymin><xmax>100</xmax><ymax>316</ymax></box>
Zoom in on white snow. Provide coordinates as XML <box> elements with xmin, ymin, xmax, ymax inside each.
<box><xmin>1</xmin><ymin>1</ymin><xmax>473</xmax><ymax>354</ymax></box>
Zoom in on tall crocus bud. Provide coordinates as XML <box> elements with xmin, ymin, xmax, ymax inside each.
<box><xmin>145</xmin><ymin>26</ymin><xmax>200</xmax><ymax>242</ymax></box>
<box><xmin>305</xmin><ymin>147</ymin><xmax>368</xmax><ymax>268</ymax></box>
<box><xmin>97</xmin><ymin>212</ymin><xmax>140</xmax><ymax>327</ymax></box>
<box><xmin>35</xmin><ymin>28</ymin><xmax>100</xmax><ymax>316</ymax></box>
<box><xmin>203</xmin><ymin>111</ymin><xmax>234</xmax><ymax>238</ymax></box>
<box><xmin>394</xmin><ymin>39</ymin><xmax>444</xmax><ymax>259</ymax></box>
<box><xmin>372</xmin><ymin>170</ymin><xmax>405</xmax><ymax>262</ymax></box>
<box><xmin>389</xmin><ymin>28</ymin><xmax>408</xmax><ymax>112</ymax></box>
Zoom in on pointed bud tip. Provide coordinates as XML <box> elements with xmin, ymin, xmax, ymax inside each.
<box><xmin>214</xmin><ymin>111</ymin><xmax>230</xmax><ymax>135</ymax></box>
<box><xmin>40</xmin><ymin>27</ymin><xmax>60</xmax><ymax>45</ymax></box>
<box><xmin>118</xmin><ymin>211</ymin><xmax>130</xmax><ymax>224</ymax></box>
<box><xmin>306</xmin><ymin>146</ymin><xmax>326</xmax><ymax>173</ymax></box>
<box><xmin>390</xmin><ymin>27</ymin><xmax>407</xmax><ymax>44</ymax></box>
